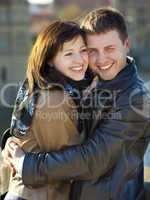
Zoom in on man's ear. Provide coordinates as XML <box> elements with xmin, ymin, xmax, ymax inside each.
<box><xmin>124</xmin><ymin>37</ymin><xmax>131</xmax><ymax>54</ymax></box>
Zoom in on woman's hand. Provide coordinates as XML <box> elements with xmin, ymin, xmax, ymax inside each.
<box><xmin>1</xmin><ymin>137</ymin><xmax>25</xmax><ymax>176</ymax></box>
<box><xmin>1</xmin><ymin>137</ymin><xmax>16</xmax><ymax>171</ymax></box>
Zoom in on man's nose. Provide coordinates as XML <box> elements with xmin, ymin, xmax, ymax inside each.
<box><xmin>96</xmin><ymin>52</ymin><xmax>107</xmax><ymax>64</ymax></box>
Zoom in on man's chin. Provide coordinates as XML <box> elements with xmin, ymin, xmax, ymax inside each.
<box><xmin>98</xmin><ymin>73</ymin><xmax>116</xmax><ymax>81</ymax></box>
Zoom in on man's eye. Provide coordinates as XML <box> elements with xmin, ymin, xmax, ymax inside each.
<box><xmin>106</xmin><ymin>48</ymin><xmax>115</xmax><ymax>52</ymax></box>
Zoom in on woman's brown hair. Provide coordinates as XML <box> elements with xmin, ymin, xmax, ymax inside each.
<box><xmin>26</xmin><ymin>20</ymin><xmax>86</xmax><ymax>93</ymax></box>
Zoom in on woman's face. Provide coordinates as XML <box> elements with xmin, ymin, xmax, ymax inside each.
<box><xmin>50</xmin><ymin>36</ymin><xmax>88</xmax><ymax>81</ymax></box>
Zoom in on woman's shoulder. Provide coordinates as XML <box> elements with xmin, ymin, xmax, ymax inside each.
<box><xmin>38</xmin><ymin>84</ymin><xmax>75</xmax><ymax>109</ymax></box>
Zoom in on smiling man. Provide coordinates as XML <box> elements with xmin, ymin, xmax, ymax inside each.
<box><xmin>87</xmin><ymin>30</ymin><xmax>129</xmax><ymax>80</ymax></box>
<box><xmin>2</xmin><ymin>7</ymin><xmax>150</xmax><ymax>200</ymax></box>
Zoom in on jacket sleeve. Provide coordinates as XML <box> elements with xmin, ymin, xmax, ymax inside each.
<box><xmin>22</xmin><ymin>102</ymin><xmax>149</xmax><ymax>188</ymax></box>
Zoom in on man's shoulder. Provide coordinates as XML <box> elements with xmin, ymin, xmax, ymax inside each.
<box><xmin>129</xmin><ymin>76</ymin><xmax>150</xmax><ymax>101</ymax></box>
<box><xmin>117</xmin><ymin>77</ymin><xmax>150</xmax><ymax>121</ymax></box>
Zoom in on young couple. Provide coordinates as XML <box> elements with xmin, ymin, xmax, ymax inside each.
<box><xmin>1</xmin><ymin>6</ymin><xmax>150</xmax><ymax>200</ymax></box>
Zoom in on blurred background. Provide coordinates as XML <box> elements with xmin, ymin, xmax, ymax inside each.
<box><xmin>0</xmin><ymin>0</ymin><xmax>150</xmax><ymax>165</ymax></box>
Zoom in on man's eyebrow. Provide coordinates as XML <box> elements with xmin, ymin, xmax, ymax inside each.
<box><xmin>105</xmin><ymin>44</ymin><xmax>116</xmax><ymax>48</ymax></box>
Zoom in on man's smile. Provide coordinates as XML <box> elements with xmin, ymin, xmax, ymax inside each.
<box><xmin>97</xmin><ymin>63</ymin><xmax>114</xmax><ymax>71</ymax></box>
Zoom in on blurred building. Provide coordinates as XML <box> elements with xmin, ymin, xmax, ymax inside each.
<box><xmin>54</xmin><ymin>0</ymin><xmax>113</xmax><ymax>20</ymax></box>
<box><xmin>115</xmin><ymin>0</ymin><xmax>150</xmax><ymax>70</ymax></box>
<box><xmin>0</xmin><ymin>0</ymin><xmax>30</xmax><ymax>84</ymax></box>
<box><xmin>0</xmin><ymin>0</ymin><xmax>30</xmax><ymax>134</ymax></box>
<box><xmin>55</xmin><ymin>0</ymin><xmax>110</xmax><ymax>9</ymax></box>
<box><xmin>29</xmin><ymin>3</ymin><xmax>55</xmax><ymax>40</ymax></box>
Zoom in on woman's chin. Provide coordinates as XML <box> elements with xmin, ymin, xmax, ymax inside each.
<box><xmin>72</xmin><ymin>77</ymin><xmax>84</xmax><ymax>81</ymax></box>
<box><xmin>71</xmin><ymin>73</ymin><xmax>85</xmax><ymax>81</ymax></box>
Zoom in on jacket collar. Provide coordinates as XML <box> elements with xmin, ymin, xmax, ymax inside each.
<box><xmin>97</xmin><ymin>56</ymin><xmax>140</xmax><ymax>91</ymax></box>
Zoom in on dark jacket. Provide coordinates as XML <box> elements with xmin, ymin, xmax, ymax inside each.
<box><xmin>22</xmin><ymin>58</ymin><xmax>150</xmax><ymax>200</ymax></box>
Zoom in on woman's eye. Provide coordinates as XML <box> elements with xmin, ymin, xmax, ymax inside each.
<box><xmin>65</xmin><ymin>53</ymin><xmax>72</xmax><ymax>56</ymax></box>
<box><xmin>88</xmin><ymin>49</ymin><xmax>96</xmax><ymax>55</ymax></box>
<box><xmin>81</xmin><ymin>48</ymin><xmax>87</xmax><ymax>53</ymax></box>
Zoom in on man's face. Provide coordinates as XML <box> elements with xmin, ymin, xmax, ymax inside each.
<box><xmin>87</xmin><ymin>30</ymin><xmax>130</xmax><ymax>80</ymax></box>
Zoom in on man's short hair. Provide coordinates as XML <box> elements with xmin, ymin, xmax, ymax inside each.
<box><xmin>81</xmin><ymin>7</ymin><xmax>128</xmax><ymax>43</ymax></box>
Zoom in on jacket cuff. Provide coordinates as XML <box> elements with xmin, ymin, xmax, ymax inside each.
<box><xmin>22</xmin><ymin>152</ymin><xmax>48</xmax><ymax>188</ymax></box>
<box><xmin>0</xmin><ymin>128</ymin><xmax>11</xmax><ymax>150</ymax></box>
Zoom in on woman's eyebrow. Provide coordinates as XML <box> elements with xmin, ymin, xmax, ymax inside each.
<box><xmin>63</xmin><ymin>48</ymin><xmax>73</xmax><ymax>52</ymax></box>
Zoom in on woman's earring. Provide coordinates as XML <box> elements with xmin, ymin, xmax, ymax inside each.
<box><xmin>48</xmin><ymin>63</ymin><xmax>54</xmax><ymax>68</ymax></box>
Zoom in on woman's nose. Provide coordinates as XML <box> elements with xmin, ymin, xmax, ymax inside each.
<box><xmin>74</xmin><ymin>53</ymin><xmax>84</xmax><ymax>63</ymax></box>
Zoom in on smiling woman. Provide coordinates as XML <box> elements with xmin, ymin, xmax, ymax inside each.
<box><xmin>27</xmin><ymin>0</ymin><xmax>54</xmax><ymax>4</ymax></box>
<box><xmin>1</xmin><ymin>20</ymin><xmax>89</xmax><ymax>200</ymax></box>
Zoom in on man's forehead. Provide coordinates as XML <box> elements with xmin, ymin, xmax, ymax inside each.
<box><xmin>86</xmin><ymin>31</ymin><xmax>121</xmax><ymax>47</ymax></box>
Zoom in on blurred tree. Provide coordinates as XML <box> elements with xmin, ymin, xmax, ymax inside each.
<box><xmin>1</xmin><ymin>66</ymin><xmax>7</xmax><ymax>83</ymax></box>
